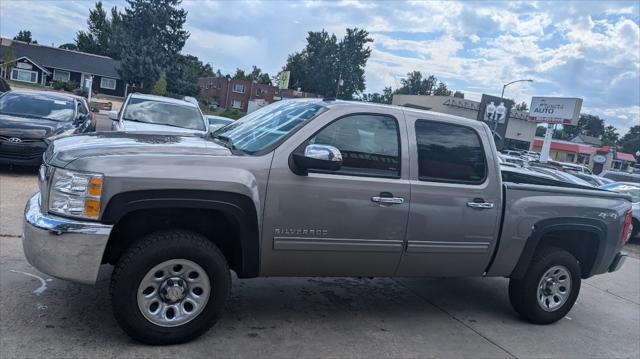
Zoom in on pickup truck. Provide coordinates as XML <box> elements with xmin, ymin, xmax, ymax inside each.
<box><xmin>23</xmin><ymin>99</ymin><xmax>633</xmax><ymax>344</ymax></box>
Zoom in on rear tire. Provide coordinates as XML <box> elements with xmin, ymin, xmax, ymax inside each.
<box><xmin>110</xmin><ymin>230</ymin><xmax>230</xmax><ymax>345</ymax></box>
<box><xmin>631</xmin><ymin>219</ymin><xmax>639</xmax><ymax>240</ymax></box>
<box><xmin>509</xmin><ymin>247</ymin><xmax>581</xmax><ymax>324</ymax></box>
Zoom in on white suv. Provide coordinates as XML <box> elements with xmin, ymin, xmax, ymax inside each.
<box><xmin>109</xmin><ymin>93</ymin><xmax>208</xmax><ymax>136</ymax></box>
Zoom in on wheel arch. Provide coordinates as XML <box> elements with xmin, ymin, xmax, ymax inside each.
<box><xmin>101</xmin><ymin>189</ymin><xmax>260</xmax><ymax>278</ymax></box>
<box><xmin>510</xmin><ymin>217</ymin><xmax>607</xmax><ymax>280</ymax></box>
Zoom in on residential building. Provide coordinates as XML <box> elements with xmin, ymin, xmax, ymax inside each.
<box><xmin>198</xmin><ymin>76</ymin><xmax>321</xmax><ymax>113</ymax></box>
<box><xmin>392</xmin><ymin>95</ymin><xmax>538</xmax><ymax>150</ymax></box>
<box><xmin>0</xmin><ymin>38</ymin><xmax>125</xmax><ymax>97</ymax></box>
<box><xmin>531</xmin><ymin>137</ymin><xmax>636</xmax><ymax>174</ymax></box>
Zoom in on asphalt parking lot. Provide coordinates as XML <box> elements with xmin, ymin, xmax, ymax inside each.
<box><xmin>1</xmin><ymin>123</ymin><xmax>639</xmax><ymax>358</ymax></box>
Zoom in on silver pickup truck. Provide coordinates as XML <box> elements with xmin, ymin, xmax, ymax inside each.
<box><xmin>23</xmin><ymin>100</ymin><xmax>633</xmax><ymax>344</ymax></box>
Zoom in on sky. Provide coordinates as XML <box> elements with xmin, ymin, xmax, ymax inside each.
<box><xmin>1</xmin><ymin>0</ymin><xmax>639</xmax><ymax>134</ymax></box>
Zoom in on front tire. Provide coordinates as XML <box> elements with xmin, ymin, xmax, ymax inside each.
<box><xmin>110</xmin><ymin>230</ymin><xmax>230</xmax><ymax>344</ymax></box>
<box><xmin>509</xmin><ymin>247</ymin><xmax>581</xmax><ymax>324</ymax></box>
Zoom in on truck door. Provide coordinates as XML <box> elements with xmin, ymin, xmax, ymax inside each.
<box><xmin>395</xmin><ymin>115</ymin><xmax>502</xmax><ymax>277</ymax></box>
<box><xmin>260</xmin><ymin>106</ymin><xmax>410</xmax><ymax>276</ymax></box>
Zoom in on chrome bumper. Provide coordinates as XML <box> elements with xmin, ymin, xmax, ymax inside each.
<box><xmin>22</xmin><ymin>193</ymin><xmax>112</xmax><ymax>285</ymax></box>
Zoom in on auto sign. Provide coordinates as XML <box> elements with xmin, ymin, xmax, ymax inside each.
<box><xmin>527</xmin><ymin>97</ymin><xmax>583</xmax><ymax>125</ymax></box>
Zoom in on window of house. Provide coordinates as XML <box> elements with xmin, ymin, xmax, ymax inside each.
<box><xmin>308</xmin><ymin>114</ymin><xmax>401</xmax><ymax>178</ymax></box>
<box><xmin>415</xmin><ymin>120</ymin><xmax>486</xmax><ymax>184</ymax></box>
<box><xmin>256</xmin><ymin>88</ymin><xmax>265</xmax><ymax>96</ymax></box>
<box><xmin>100</xmin><ymin>77</ymin><xmax>116</xmax><ymax>90</ymax></box>
<box><xmin>566</xmin><ymin>153</ymin><xmax>576</xmax><ymax>162</ymax></box>
<box><xmin>233</xmin><ymin>83</ymin><xmax>245</xmax><ymax>93</ymax></box>
<box><xmin>577</xmin><ymin>153</ymin><xmax>590</xmax><ymax>164</ymax></box>
<box><xmin>11</xmin><ymin>68</ymin><xmax>37</xmax><ymax>84</ymax></box>
<box><xmin>232</xmin><ymin>99</ymin><xmax>243</xmax><ymax>109</ymax></box>
<box><xmin>53</xmin><ymin>69</ymin><xmax>70</xmax><ymax>82</ymax></box>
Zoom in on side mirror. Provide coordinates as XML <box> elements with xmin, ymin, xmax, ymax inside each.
<box><xmin>107</xmin><ymin>110</ymin><xmax>119</xmax><ymax>121</ymax></box>
<box><xmin>291</xmin><ymin>144</ymin><xmax>342</xmax><ymax>175</ymax></box>
<box><xmin>74</xmin><ymin>113</ymin><xmax>87</xmax><ymax>125</ymax></box>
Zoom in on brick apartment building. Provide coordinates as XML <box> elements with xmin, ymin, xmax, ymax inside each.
<box><xmin>198</xmin><ymin>76</ymin><xmax>321</xmax><ymax>113</ymax></box>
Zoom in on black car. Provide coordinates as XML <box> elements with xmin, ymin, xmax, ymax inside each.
<box><xmin>0</xmin><ymin>90</ymin><xmax>95</xmax><ymax>166</ymax></box>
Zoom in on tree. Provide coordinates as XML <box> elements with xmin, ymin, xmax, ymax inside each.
<box><xmin>395</xmin><ymin>71</ymin><xmax>437</xmax><ymax>95</ymax></box>
<box><xmin>231</xmin><ymin>66</ymin><xmax>270</xmax><ymax>84</ymax></box>
<box><xmin>601</xmin><ymin>125</ymin><xmax>620</xmax><ymax>146</ymax></box>
<box><xmin>515</xmin><ymin>101</ymin><xmax>529</xmax><ymax>111</ymax></box>
<box><xmin>165</xmin><ymin>54</ymin><xmax>211</xmax><ymax>96</ymax></box>
<box><xmin>59</xmin><ymin>43</ymin><xmax>78</xmax><ymax>50</ymax></box>
<box><xmin>13</xmin><ymin>30</ymin><xmax>36</xmax><ymax>43</ymax></box>
<box><xmin>535</xmin><ymin>125</ymin><xmax>546</xmax><ymax>137</ymax></box>
<box><xmin>118</xmin><ymin>0</ymin><xmax>189</xmax><ymax>92</ymax></box>
<box><xmin>563</xmin><ymin>114</ymin><xmax>605</xmax><ymax>139</ymax></box>
<box><xmin>453</xmin><ymin>91</ymin><xmax>464</xmax><ymax>98</ymax></box>
<box><xmin>75</xmin><ymin>2</ymin><xmax>123</xmax><ymax>59</ymax></box>
<box><xmin>360</xmin><ymin>86</ymin><xmax>393</xmax><ymax>104</ymax></box>
<box><xmin>152</xmin><ymin>71</ymin><xmax>167</xmax><ymax>96</ymax></box>
<box><xmin>282</xmin><ymin>28</ymin><xmax>372</xmax><ymax>99</ymax></box>
<box><xmin>433</xmin><ymin>82</ymin><xmax>452</xmax><ymax>96</ymax></box>
<box><xmin>618</xmin><ymin>125</ymin><xmax>640</xmax><ymax>154</ymax></box>
<box><xmin>1</xmin><ymin>44</ymin><xmax>16</xmax><ymax>75</ymax></box>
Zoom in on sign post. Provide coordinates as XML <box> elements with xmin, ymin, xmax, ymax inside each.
<box><xmin>528</xmin><ymin>97</ymin><xmax>582</xmax><ymax>163</ymax></box>
<box><xmin>477</xmin><ymin>94</ymin><xmax>514</xmax><ymax>150</ymax></box>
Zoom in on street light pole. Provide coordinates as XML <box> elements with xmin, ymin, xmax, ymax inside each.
<box><xmin>501</xmin><ymin>78</ymin><xmax>533</xmax><ymax>99</ymax></box>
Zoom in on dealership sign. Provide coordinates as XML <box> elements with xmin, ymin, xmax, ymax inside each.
<box><xmin>527</xmin><ymin>97</ymin><xmax>582</xmax><ymax>125</ymax></box>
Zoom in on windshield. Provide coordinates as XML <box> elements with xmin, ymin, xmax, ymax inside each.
<box><xmin>123</xmin><ymin>98</ymin><xmax>205</xmax><ymax>131</ymax></box>
<box><xmin>601</xmin><ymin>183</ymin><xmax>640</xmax><ymax>202</ymax></box>
<box><xmin>212</xmin><ymin>100</ymin><xmax>325</xmax><ymax>153</ymax></box>
<box><xmin>0</xmin><ymin>92</ymin><xmax>75</xmax><ymax>121</ymax></box>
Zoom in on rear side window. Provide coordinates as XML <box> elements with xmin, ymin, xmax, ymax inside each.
<box><xmin>415</xmin><ymin>120</ymin><xmax>487</xmax><ymax>184</ymax></box>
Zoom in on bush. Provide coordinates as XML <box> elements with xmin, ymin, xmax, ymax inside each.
<box><xmin>52</xmin><ymin>80</ymin><xmax>78</xmax><ymax>92</ymax></box>
<box><xmin>219</xmin><ymin>108</ymin><xmax>244</xmax><ymax>120</ymax></box>
<box><xmin>73</xmin><ymin>87</ymin><xmax>89</xmax><ymax>98</ymax></box>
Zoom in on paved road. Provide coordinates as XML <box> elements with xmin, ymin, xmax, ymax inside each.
<box><xmin>1</xmin><ymin>168</ymin><xmax>639</xmax><ymax>358</ymax></box>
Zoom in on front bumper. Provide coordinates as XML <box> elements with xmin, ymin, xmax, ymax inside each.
<box><xmin>608</xmin><ymin>252</ymin><xmax>627</xmax><ymax>273</ymax></box>
<box><xmin>22</xmin><ymin>193</ymin><xmax>113</xmax><ymax>284</ymax></box>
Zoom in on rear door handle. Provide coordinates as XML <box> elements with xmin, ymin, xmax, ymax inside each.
<box><xmin>466</xmin><ymin>201</ymin><xmax>494</xmax><ymax>209</ymax></box>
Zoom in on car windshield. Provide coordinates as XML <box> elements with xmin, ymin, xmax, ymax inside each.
<box><xmin>0</xmin><ymin>92</ymin><xmax>75</xmax><ymax>121</ymax></box>
<box><xmin>123</xmin><ymin>97</ymin><xmax>205</xmax><ymax>131</ymax></box>
<box><xmin>601</xmin><ymin>183</ymin><xmax>640</xmax><ymax>202</ymax></box>
<box><xmin>212</xmin><ymin>100</ymin><xmax>325</xmax><ymax>154</ymax></box>
<box><xmin>207</xmin><ymin>117</ymin><xmax>232</xmax><ymax>126</ymax></box>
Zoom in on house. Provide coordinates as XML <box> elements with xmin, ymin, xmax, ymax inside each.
<box><xmin>198</xmin><ymin>76</ymin><xmax>321</xmax><ymax>113</ymax></box>
<box><xmin>0</xmin><ymin>38</ymin><xmax>126</xmax><ymax>97</ymax></box>
<box><xmin>531</xmin><ymin>138</ymin><xmax>636</xmax><ymax>174</ymax></box>
<box><xmin>570</xmin><ymin>134</ymin><xmax>602</xmax><ymax>147</ymax></box>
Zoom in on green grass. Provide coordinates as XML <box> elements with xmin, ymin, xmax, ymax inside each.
<box><xmin>7</xmin><ymin>79</ymin><xmax>46</xmax><ymax>90</ymax></box>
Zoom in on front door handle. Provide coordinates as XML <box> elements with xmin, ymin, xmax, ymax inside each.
<box><xmin>371</xmin><ymin>196</ymin><xmax>405</xmax><ymax>205</ymax></box>
<box><xmin>466</xmin><ymin>201</ymin><xmax>494</xmax><ymax>209</ymax></box>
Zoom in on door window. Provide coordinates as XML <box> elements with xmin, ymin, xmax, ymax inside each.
<box><xmin>309</xmin><ymin>114</ymin><xmax>400</xmax><ymax>178</ymax></box>
<box><xmin>415</xmin><ymin>120</ymin><xmax>487</xmax><ymax>184</ymax></box>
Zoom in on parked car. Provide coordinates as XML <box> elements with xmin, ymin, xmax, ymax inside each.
<box><xmin>561</xmin><ymin>162</ymin><xmax>593</xmax><ymax>175</ymax></box>
<box><xmin>601</xmin><ymin>182</ymin><xmax>639</xmax><ymax>238</ymax></box>
<box><xmin>0</xmin><ymin>90</ymin><xmax>94</xmax><ymax>166</ymax></box>
<box><xmin>205</xmin><ymin>115</ymin><xmax>233</xmax><ymax>131</ymax></box>
<box><xmin>24</xmin><ymin>100</ymin><xmax>632</xmax><ymax>344</ymax></box>
<box><xmin>502</xmin><ymin>149</ymin><xmax>524</xmax><ymax>157</ymax></box>
<box><xmin>599</xmin><ymin>170</ymin><xmax>640</xmax><ymax>184</ymax></box>
<box><xmin>499</xmin><ymin>154</ymin><xmax>528</xmax><ymax>167</ymax></box>
<box><xmin>109</xmin><ymin>93</ymin><xmax>208</xmax><ymax>136</ymax></box>
<box><xmin>528</xmin><ymin>166</ymin><xmax>595</xmax><ymax>187</ymax></box>
<box><xmin>572</xmin><ymin>172</ymin><xmax>610</xmax><ymax>187</ymax></box>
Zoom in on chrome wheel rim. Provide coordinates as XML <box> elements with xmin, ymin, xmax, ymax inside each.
<box><xmin>537</xmin><ymin>265</ymin><xmax>571</xmax><ymax>312</ymax></box>
<box><xmin>137</xmin><ymin>259</ymin><xmax>210</xmax><ymax>327</ymax></box>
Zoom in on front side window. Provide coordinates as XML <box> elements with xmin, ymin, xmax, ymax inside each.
<box><xmin>100</xmin><ymin>77</ymin><xmax>116</xmax><ymax>90</ymax></box>
<box><xmin>0</xmin><ymin>92</ymin><xmax>75</xmax><ymax>121</ymax></box>
<box><xmin>309</xmin><ymin>114</ymin><xmax>400</xmax><ymax>178</ymax></box>
<box><xmin>123</xmin><ymin>98</ymin><xmax>205</xmax><ymax>131</ymax></box>
<box><xmin>415</xmin><ymin>120</ymin><xmax>486</xmax><ymax>184</ymax></box>
<box><xmin>232</xmin><ymin>99</ymin><xmax>242</xmax><ymax>109</ymax></box>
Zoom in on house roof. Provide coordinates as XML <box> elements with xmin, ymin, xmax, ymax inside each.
<box><xmin>0</xmin><ymin>38</ymin><xmax>121</xmax><ymax>79</ymax></box>
<box><xmin>532</xmin><ymin>138</ymin><xmax>636</xmax><ymax>162</ymax></box>
<box><xmin>571</xmin><ymin>134</ymin><xmax>602</xmax><ymax>146</ymax></box>
<box><xmin>616</xmin><ymin>152</ymin><xmax>636</xmax><ymax>162</ymax></box>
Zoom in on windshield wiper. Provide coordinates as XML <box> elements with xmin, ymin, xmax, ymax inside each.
<box><xmin>212</xmin><ymin>134</ymin><xmax>236</xmax><ymax>150</ymax></box>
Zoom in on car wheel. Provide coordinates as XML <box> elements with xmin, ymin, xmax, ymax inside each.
<box><xmin>110</xmin><ymin>230</ymin><xmax>230</xmax><ymax>344</ymax></box>
<box><xmin>508</xmin><ymin>246</ymin><xmax>581</xmax><ymax>324</ymax></box>
<box><xmin>631</xmin><ymin>219</ymin><xmax>639</xmax><ymax>240</ymax></box>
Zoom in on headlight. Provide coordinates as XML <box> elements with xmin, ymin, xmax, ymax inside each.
<box><xmin>49</xmin><ymin>169</ymin><xmax>103</xmax><ymax>219</ymax></box>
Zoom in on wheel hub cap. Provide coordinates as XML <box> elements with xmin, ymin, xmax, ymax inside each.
<box><xmin>137</xmin><ymin>259</ymin><xmax>211</xmax><ymax>327</ymax></box>
<box><xmin>537</xmin><ymin>265</ymin><xmax>571</xmax><ymax>312</ymax></box>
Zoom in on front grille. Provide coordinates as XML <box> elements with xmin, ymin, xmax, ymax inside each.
<box><xmin>0</xmin><ymin>135</ymin><xmax>43</xmax><ymax>143</ymax></box>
